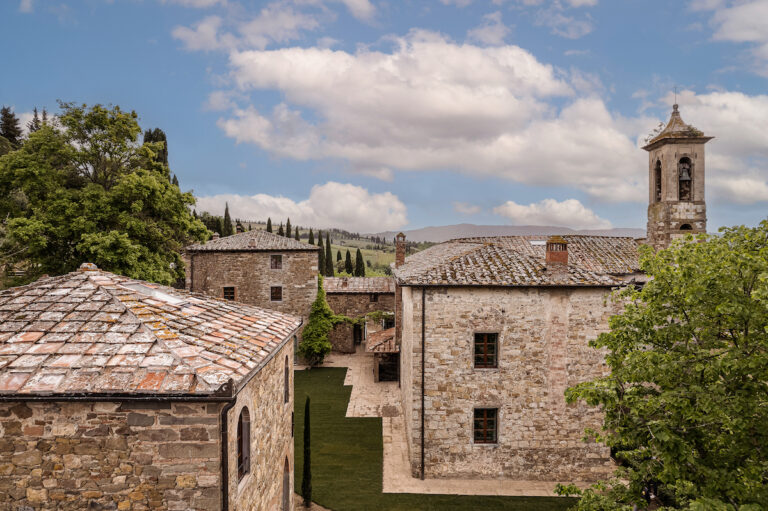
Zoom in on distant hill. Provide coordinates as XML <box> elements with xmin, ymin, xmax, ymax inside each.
<box><xmin>372</xmin><ymin>224</ymin><xmax>646</xmax><ymax>243</ymax></box>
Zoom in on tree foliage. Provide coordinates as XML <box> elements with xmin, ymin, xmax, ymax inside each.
<box><xmin>286</xmin><ymin>218</ymin><xmax>292</xmax><ymax>238</ymax></box>
<box><xmin>560</xmin><ymin>223</ymin><xmax>768</xmax><ymax>510</ymax></box>
<box><xmin>266</xmin><ymin>217</ymin><xmax>272</xmax><ymax>233</ymax></box>
<box><xmin>298</xmin><ymin>275</ymin><xmax>340</xmax><ymax>366</ymax></box>
<box><xmin>142</xmin><ymin>128</ymin><xmax>168</xmax><ymax>166</ymax></box>
<box><xmin>308</xmin><ymin>228</ymin><xmax>314</xmax><ymax>245</ymax></box>
<box><xmin>317</xmin><ymin>232</ymin><xmax>325</xmax><ymax>278</ymax></box>
<box><xmin>354</xmin><ymin>248</ymin><xmax>365</xmax><ymax>277</ymax></box>
<box><xmin>0</xmin><ymin>107</ymin><xmax>22</xmax><ymax>149</ymax></box>
<box><xmin>222</xmin><ymin>202</ymin><xmax>233</xmax><ymax>237</ymax></box>
<box><xmin>0</xmin><ymin>102</ymin><xmax>207</xmax><ymax>286</ymax></box>
<box><xmin>345</xmin><ymin>249</ymin><xmax>353</xmax><ymax>274</ymax></box>
<box><xmin>325</xmin><ymin>233</ymin><xmax>333</xmax><ymax>277</ymax></box>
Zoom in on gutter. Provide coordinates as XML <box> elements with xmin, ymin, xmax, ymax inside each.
<box><xmin>420</xmin><ymin>286</ymin><xmax>426</xmax><ymax>480</ymax></box>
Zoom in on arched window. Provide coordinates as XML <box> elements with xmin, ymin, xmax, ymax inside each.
<box><xmin>237</xmin><ymin>408</ymin><xmax>250</xmax><ymax>480</ymax></box>
<box><xmin>654</xmin><ymin>160</ymin><xmax>662</xmax><ymax>202</ymax></box>
<box><xmin>284</xmin><ymin>356</ymin><xmax>290</xmax><ymax>404</ymax></box>
<box><xmin>680</xmin><ymin>224</ymin><xmax>692</xmax><ymax>230</ymax></box>
<box><xmin>678</xmin><ymin>157</ymin><xmax>692</xmax><ymax>201</ymax></box>
<box><xmin>282</xmin><ymin>457</ymin><xmax>291</xmax><ymax>511</ymax></box>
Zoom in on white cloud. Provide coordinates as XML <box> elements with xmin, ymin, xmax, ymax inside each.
<box><xmin>195</xmin><ymin>182</ymin><xmax>408</xmax><ymax>232</ymax></box>
<box><xmin>493</xmin><ymin>198</ymin><xmax>612</xmax><ymax>229</ymax></box>
<box><xmin>163</xmin><ymin>0</ymin><xmax>226</xmax><ymax>7</ymax></box>
<box><xmin>535</xmin><ymin>7</ymin><xmax>594</xmax><ymax>39</ymax></box>
<box><xmin>453</xmin><ymin>202</ymin><xmax>482</xmax><ymax>215</ymax></box>
<box><xmin>172</xmin><ymin>16</ymin><xmax>235</xmax><ymax>51</ymax></box>
<box><xmin>335</xmin><ymin>0</ymin><xmax>376</xmax><ymax>21</ymax></box>
<box><xmin>467</xmin><ymin>11</ymin><xmax>510</xmax><ymax>46</ymax></box>
<box><xmin>19</xmin><ymin>0</ymin><xmax>33</xmax><ymax>13</ymax></box>
<box><xmin>695</xmin><ymin>0</ymin><xmax>768</xmax><ymax>76</ymax></box>
<box><xmin>566</xmin><ymin>0</ymin><xmax>597</xmax><ymax>6</ymax></box>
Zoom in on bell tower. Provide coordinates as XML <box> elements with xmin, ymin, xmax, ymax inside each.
<box><xmin>643</xmin><ymin>104</ymin><xmax>713</xmax><ymax>250</ymax></box>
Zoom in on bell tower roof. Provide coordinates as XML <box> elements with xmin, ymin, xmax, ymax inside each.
<box><xmin>642</xmin><ymin>104</ymin><xmax>713</xmax><ymax>151</ymax></box>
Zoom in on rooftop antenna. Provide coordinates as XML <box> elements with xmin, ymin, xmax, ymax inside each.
<box><xmin>674</xmin><ymin>85</ymin><xmax>678</xmax><ymax>105</ymax></box>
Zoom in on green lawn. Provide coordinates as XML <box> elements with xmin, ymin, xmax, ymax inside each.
<box><xmin>294</xmin><ymin>368</ymin><xmax>575</xmax><ymax>511</ymax></box>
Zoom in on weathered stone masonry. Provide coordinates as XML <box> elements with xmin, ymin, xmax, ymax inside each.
<box><xmin>326</xmin><ymin>292</ymin><xmax>394</xmax><ymax>353</ymax></box>
<box><xmin>399</xmin><ymin>286</ymin><xmax>618</xmax><ymax>482</ymax></box>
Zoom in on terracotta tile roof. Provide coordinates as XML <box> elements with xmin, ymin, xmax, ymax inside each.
<box><xmin>366</xmin><ymin>328</ymin><xmax>398</xmax><ymax>353</ymax></box>
<box><xmin>393</xmin><ymin>235</ymin><xmax>641</xmax><ymax>287</ymax></box>
<box><xmin>0</xmin><ymin>265</ymin><xmax>302</xmax><ymax>397</ymax></box>
<box><xmin>323</xmin><ymin>277</ymin><xmax>395</xmax><ymax>294</ymax></box>
<box><xmin>643</xmin><ymin>104</ymin><xmax>713</xmax><ymax>150</ymax></box>
<box><xmin>186</xmin><ymin>229</ymin><xmax>319</xmax><ymax>252</ymax></box>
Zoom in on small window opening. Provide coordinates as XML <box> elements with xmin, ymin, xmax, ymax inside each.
<box><xmin>223</xmin><ymin>287</ymin><xmax>235</xmax><ymax>301</ymax></box>
<box><xmin>370</xmin><ymin>293</ymin><xmax>379</xmax><ymax>303</ymax></box>
<box><xmin>654</xmin><ymin>160</ymin><xmax>662</xmax><ymax>202</ymax></box>
<box><xmin>680</xmin><ymin>224</ymin><xmax>693</xmax><ymax>231</ymax></box>
<box><xmin>237</xmin><ymin>408</ymin><xmax>251</xmax><ymax>480</ymax></box>
<box><xmin>678</xmin><ymin>157</ymin><xmax>692</xmax><ymax>201</ymax></box>
<box><xmin>271</xmin><ymin>254</ymin><xmax>283</xmax><ymax>270</ymax></box>
<box><xmin>271</xmin><ymin>286</ymin><xmax>283</xmax><ymax>302</ymax></box>
<box><xmin>473</xmin><ymin>408</ymin><xmax>498</xmax><ymax>444</ymax></box>
<box><xmin>474</xmin><ymin>333</ymin><xmax>498</xmax><ymax>369</ymax></box>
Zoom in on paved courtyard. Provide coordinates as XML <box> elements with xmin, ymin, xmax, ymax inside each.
<box><xmin>313</xmin><ymin>345</ymin><xmax>565</xmax><ymax>498</ymax></box>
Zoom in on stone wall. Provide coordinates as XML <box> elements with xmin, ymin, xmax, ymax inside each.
<box><xmin>0</xmin><ymin>400</ymin><xmax>223</xmax><ymax>510</ymax></box>
<box><xmin>188</xmin><ymin>251</ymin><xmax>318</xmax><ymax>322</ymax></box>
<box><xmin>326</xmin><ymin>292</ymin><xmax>395</xmax><ymax>353</ymax></box>
<box><xmin>399</xmin><ymin>285</ymin><xmax>618</xmax><ymax>482</ymax></box>
<box><xmin>227</xmin><ymin>339</ymin><xmax>294</xmax><ymax>511</ymax></box>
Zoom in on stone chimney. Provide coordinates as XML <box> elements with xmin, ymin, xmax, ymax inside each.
<box><xmin>395</xmin><ymin>233</ymin><xmax>406</xmax><ymax>268</ymax></box>
<box><xmin>212</xmin><ymin>232</ymin><xmax>220</xmax><ymax>240</ymax></box>
<box><xmin>545</xmin><ymin>236</ymin><xmax>568</xmax><ymax>275</ymax></box>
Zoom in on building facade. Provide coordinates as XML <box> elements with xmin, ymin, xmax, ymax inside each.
<box><xmin>185</xmin><ymin>229</ymin><xmax>319</xmax><ymax>323</ymax></box>
<box><xmin>394</xmin><ymin>236</ymin><xmax>642</xmax><ymax>482</ymax></box>
<box><xmin>0</xmin><ymin>264</ymin><xmax>298</xmax><ymax>510</ymax></box>
<box><xmin>323</xmin><ymin>277</ymin><xmax>395</xmax><ymax>353</ymax></box>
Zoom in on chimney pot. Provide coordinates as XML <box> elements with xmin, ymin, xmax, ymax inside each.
<box><xmin>545</xmin><ymin>235</ymin><xmax>568</xmax><ymax>267</ymax></box>
<box><xmin>212</xmin><ymin>232</ymin><xmax>220</xmax><ymax>240</ymax></box>
<box><xmin>395</xmin><ymin>233</ymin><xmax>407</xmax><ymax>268</ymax></box>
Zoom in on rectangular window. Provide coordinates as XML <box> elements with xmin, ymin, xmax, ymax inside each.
<box><xmin>370</xmin><ymin>293</ymin><xmax>379</xmax><ymax>303</ymax></box>
<box><xmin>474</xmin><ymin>333</ymin><xmax>498</xmax><ymax>369</ymax></box>
<box><xmin>223</xmin><ymin>287</ymin><xmax>235</xmax><ymax>301</ymax></box>
<box><xmin>271</xmin><ymin>254</ymin><xmax>283</xmax><ymax>270</ymax></box>
<box><xmin>383</xmin><ymin>316</ymin><xmax>395</xmax><ymax>329</ymax></box>
<box><xmin>271</xmin><ymin>286</ymin><xmax>283</xmax><ymax>302</ymax></box>
<box><xmin>473</xmin><ymin>408</ymin><xmax>498</xmax><ymax>444</ymax></box>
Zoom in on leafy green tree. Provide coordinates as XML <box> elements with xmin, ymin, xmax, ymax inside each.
<box><xmin>317</xmin><ymin>233</ymin><xmax>325</xmax><ymax>277</ymax></box>
<box><xmin>0</xmin><ymin>102</ymin><xmax>207</xmax><ymax>285</ymax></box>
<box><xmin>354</xmin><ymin>248</ymin><xmax>365</xmax><ymax>277</ymax></box>
<box><xmin>277</xmin><ymin>222</ymin><xmax>284</xmax><ymax>237</ymax></box>
<box><xmin>345</xmin><ymin>249</ymin><xmax>353</xmax><ymax>274</ymax></box>
<box><xmin>286</xmin><ymin>218</ymin><xmax>292</xmax><ymax>238</ymax></box>
<box><xmin>308</xmin><ymin>228</ymin><xmax>314</xmax><ymax>245</ymax></box>
<box><xmin>298</xmin><ymin>275</ymin><xmax>337</xmax><ymax>366</ymax></box>
<box><xmin>559</xmin><ymin>223</ymin><xmax>768</xmax><ymax>510</ymax></box>
<box><xmin>222</xmin><ymin>202</ymin><xmax>233</xmax><ymax>237</ymax></box>
<box><xmin>325</xmin><ymin>233</ymin><xmax>333</xmax><ymax>277</ymax></box>
<box><xmin>0</xmin><ymin>136</ymin><xmax>11</xmax><ymax>157</ymax></box>
<box><xmin>0</xmin><ymin>107</ymin><xmax>23</xmax><ymax>148</ymax></box>
<box><xmin>266</xmin><ymin>217</ymin><xmax>272</xmax><ymax>233</ymax></box>
<box><xmin>142</xmin><ymin>128</ymin><xmax>168</xmax><ymax>166</ymax></box>
<box><xmin>302</xmin><ymin>395</ymin><xmax>312</xmax><ymax>508</ymax></box>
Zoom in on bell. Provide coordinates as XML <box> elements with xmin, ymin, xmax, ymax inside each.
<box><xmin>679</xmin><ymin>167</ymin><xmax>691</xmax><ymax>181</ymax></box>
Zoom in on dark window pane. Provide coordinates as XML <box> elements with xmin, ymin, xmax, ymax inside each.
<box><xmin>271</xmin><ymin>286</ymin><xmax>283</xmax><ymax>301</ymax></box>
<box><xmin>473</xmin><ymin>408</ymin><xmax>498</xmax><ymax>444</ymax></box>
<box><xmin>223</xmin><ymin>287</ymin><xmax>235</xmax><ymax>301</ymax></box>
<box><xmin>271</xmin><ymin>254</ymin><xmax>283</xmax><ymax>269</ymax></box>
<box><xmin>474</xmin><ymin>333</ymin><xmax>498</xmax><ymax>368</ymax></box>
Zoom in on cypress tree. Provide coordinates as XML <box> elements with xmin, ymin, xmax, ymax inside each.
<box><xmin>295</xmin><ymin>226</ymin><xmax>300</xmax><ymax>241</ymax></box>
<box><xmin>318</xmin><ymin>234</ymin><xmax>325</xmax><ymax>275</ymax></box>
<box><xmin>266</xmin><ymin>218</ymin><xmax>273</xmax><ymax>233</ymax></box>
<box><xmin>355</xmin><ymin>249</ymin><xmax>365</xmax><ymax>277</ymax></box>
<box><xmin>286</xmin><ymin>218</ymin><xmax>292</xmax><ymax>238</ymax></box>
<box><xmin>223</xmin><ymin>203</ymin><xmax>233</xmax><ymax>236</ymax></box>
<box><xmin>27</xmin><ymin>107</ymin><xmax>42</xmax><ymax>133</ymax></box>
<box><xmin>302</xmin><ymin>396</ymin><xmax>312</xmax><ymax>508</ymax></box>
<box><xmin>216</xmin><ymin>217</ymin><xmax>224</xmax><ymax>237</ymax></box>
<box><xmin>171</xmin><ymin>174</ymin><xmax>179</xmax><ymax>187</ymax></box>
<box><xmin>325</xmin><ymin>233</ymin><xmax>334</xmax><ymax>277</ymax></box>
<box><xmin>336</xmin><ymin>250</ymin><xmax>342</xmax><ymax>262</ymax></box>
<box><xmin>0</xmin><ymin>106</ymin><xmax>23</xmax><ymax>148</ymax></box>
<box><xmin>278</xmin><ymin>223</ymin><xmax>284</xmax><ymax>237</ymax></box>
<box><xmin>308</xmin><ymin>228</ymin><xmax>314</xmax><ymax>245</ymax></box>
<box><xmin>142</xmin><ymin>128</ymin><xmax>169</xmax><ymax>166</ymax></box>
<box><xmin>345</xmin><ymin>250</ymin><xmax>353</xmax><ymax>274</ymax></box>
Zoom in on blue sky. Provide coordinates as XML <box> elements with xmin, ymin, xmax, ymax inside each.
<box><xmin>2</xmin><ymin>0</ymin><xmax>768</xmax><ymax>233</ymax></box>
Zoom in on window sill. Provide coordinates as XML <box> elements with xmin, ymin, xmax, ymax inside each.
<box><xmin>237</xmin><ymin>471</ymin><xmax>252</xmax><ymax>494</ymax></box>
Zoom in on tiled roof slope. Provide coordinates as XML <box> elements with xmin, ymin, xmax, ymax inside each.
<box><xmin>366</xmin><ymin>328</ymin><xmax>397</xmax><ymax>353</ymax></box>
<box><xmin>0</xmin><ymin>266</ymin><xmax>301</xmax><ymax>396</ymax></box>
<box><xmin>324</xmin><ymin>277</ymin><xmax>395</xmax><ymax>294</ymax></box>
<box><xmin>186</xmin><ymin>228</ymin><xmax>319</xmax><ymax>252</ymax></box>
<box><xmin>393</xmin><ymin>235</ymin><xmax>641</xmax><ymax>287</ymax></box>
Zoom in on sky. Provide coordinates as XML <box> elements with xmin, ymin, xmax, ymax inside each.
<box><xmin>2</xmin><ymin>0</ymin><xmax>768</xmax><ymax>234</ymax></box>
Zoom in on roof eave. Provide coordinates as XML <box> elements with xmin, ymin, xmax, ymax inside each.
<box><xmin>642</xmin><ymin>135</ymin><xmax>714</xmax><ymax>152</ymax></box>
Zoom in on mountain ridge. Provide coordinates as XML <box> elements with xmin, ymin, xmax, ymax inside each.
<box><xmin>371</xmin><ymin>224</ymin><xmax>646</xmax><ymax>243</ymax></box>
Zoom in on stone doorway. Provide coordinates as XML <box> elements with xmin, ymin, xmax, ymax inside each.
<box><xmin>353</xmin><ymin>323</ymin><xmax>363</xmax><ymax>345</ymax></box>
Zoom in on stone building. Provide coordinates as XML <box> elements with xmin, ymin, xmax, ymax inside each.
<box><xmin>323</xmin><ymin>277</ymin><xmax>395</xmax><ymax>354</ymax></box>
<box><xmin>184</xmin><ymin>229</ymin><xmax>319</xmax><ymax>323</ymax></box>
<box><xmin>393</xmin><ymin>235</ymin><xmax>642</xmax><ymax>482</ymax></box>
<box><xmin>644</xmin><ymin>104</ymin><xmax>713</xmax><ymax>250</ymax></box>
<box><xmin>0</xmin><ymin>264</ymin><xmax>299</xmax><ymax>510</ymax></box>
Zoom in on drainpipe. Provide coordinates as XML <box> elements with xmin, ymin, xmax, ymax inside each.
<box><xmin>420</xmin><ymin>286</ymin><xmax>426</xmax><ymax>480</ymax></box>
<box><xmin>219</xmin><ymin>381</ymin><xmax>237</xmax><ymax>511</ymax></box>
